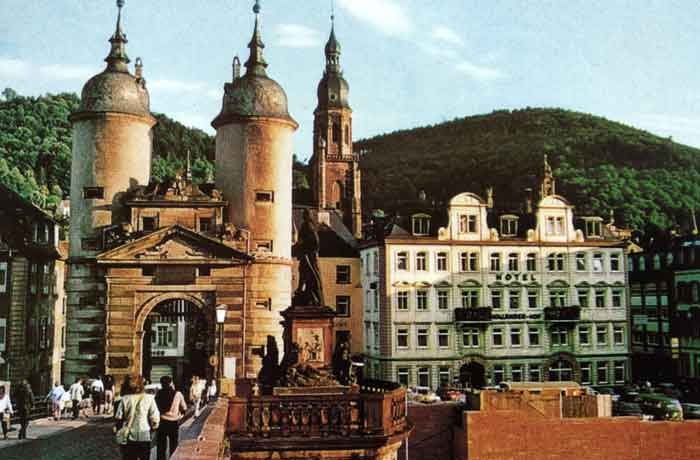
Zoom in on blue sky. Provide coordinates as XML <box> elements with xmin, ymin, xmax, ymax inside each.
<box><xmin>2</xmin><ymin>0</ymin><xmax>700</xmax><ymax>160</ymax></box>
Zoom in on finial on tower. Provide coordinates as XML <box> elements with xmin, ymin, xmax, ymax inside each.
<box><xmin>105</xmin><ymin>0</ymin><xmax>130</xmax><ymax>72</ymax></box>
<box><xmin>253</xmin><ymin>0</ymin><xmax>261</xmax><ymax>15</ymax></box>
<box><xmin>245</xmin><ymin>0</ymin><xmax>268</xmax><ymax>76</ymax></box>
<box><xmin>233</xmin><ymin>56</ymin><xmax>241</xmax><ymax>80</ymax></box>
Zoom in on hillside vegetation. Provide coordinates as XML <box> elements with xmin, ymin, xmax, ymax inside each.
<box><xmin>356</xmin><ymin>108</ymin><xmax>700</xmax><ymax>230</ymax></box>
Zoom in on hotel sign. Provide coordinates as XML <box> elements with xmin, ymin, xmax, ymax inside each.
<box><xmin>495</xmin><ymin>273</ymin><xmax>537</xmax><ymax>282</ymax></box>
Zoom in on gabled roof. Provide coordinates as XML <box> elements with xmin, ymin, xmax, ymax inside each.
<box><xmin>97</xmin><ymin>224</ymin><xmax>252</xmax><ymax>264</ymax></box>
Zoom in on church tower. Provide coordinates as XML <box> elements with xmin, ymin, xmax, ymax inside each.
<box><xmin>212</xmin><ymin>1</ymin><xmax>298</xmax><ymax>377</ymax></box>
<box><xmin>311</xmin><ymin>16</ymin><xmax>362</xmax><ymax>238</ymax></box>
<box><xmin>65</xmin><ymin>0</ymin><xmax>155</xmax><ymax>382</ymax></box>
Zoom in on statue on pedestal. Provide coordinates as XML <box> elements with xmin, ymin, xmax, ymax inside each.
<box><xmin>292</xmin><ymin>209</ymin><xmax>324</xmax><ymax>306</ymax></box>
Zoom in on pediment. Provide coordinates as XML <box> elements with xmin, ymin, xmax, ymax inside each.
<box><xmin>97</xmin><ymin>225</ymin><xmax>252</xmax><ymax>264</ymax></box>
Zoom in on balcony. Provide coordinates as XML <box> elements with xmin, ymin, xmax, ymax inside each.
<box><xmin>544</xmin><ymin>306</ymin><xmax>581</xmax><ymax>322</ymax></box>
<box><xmin>455</xmin><ymin>307</ymin><xmax>492</xmax><ymax>323</ymax></box>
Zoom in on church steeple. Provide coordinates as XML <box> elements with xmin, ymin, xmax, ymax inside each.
<box><xmin>105</xmin><ymin>0</ymin><xmax>130</xmax><ymax>72</ymax></box>
<box><xmin>325</xmin><ymin>15</ymin><xmax>341</xmax><ymax>73</ymax></box>
<box><xmin>244</xmin><ymin>0</ymin><xmax>268</xmax><ymax>77</ymax></box>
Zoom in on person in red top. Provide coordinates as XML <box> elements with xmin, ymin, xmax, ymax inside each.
<box><xmin>155</xmin><ymin>376</ymin><xmax>186</xmax><ymax>460</ymax></box>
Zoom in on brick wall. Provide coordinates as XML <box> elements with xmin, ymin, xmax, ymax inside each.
<box><xmin>398</xmin><ymin>402</ymin><xmax>461</xmax><ymax>460</ymax></box>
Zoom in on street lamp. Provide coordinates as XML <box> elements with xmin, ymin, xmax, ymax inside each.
<box><xmin>215</xmin><ymin>304</ymin><xmax>228</xmax><ymax>385</ymax></box>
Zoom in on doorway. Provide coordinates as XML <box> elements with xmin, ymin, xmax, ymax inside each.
<box><xmin>459</xmin><ymin>361</ymin><xmax>486</xmax><ymax>389</ymax></box>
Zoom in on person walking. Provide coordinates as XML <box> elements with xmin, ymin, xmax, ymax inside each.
<box><xmin>46</xmin><ymin>383</ymin><xmax>65</xmax><ymax>421</ymax></box>
<box><xmin>91</xmin><ymin>376</ymin><xmax>105</xmax><ymax>415</ymax></box>
<box><xmin>114</xmin><ymin>374</ymin><xmax>160</xmax><ymax>460</ymax></box>
<box><xmin>0</xmin><ymin>386</ymin><xmax>13</xmax><ymax>439</ymax></box>
<box><xmin>104</xmin><ymin>374</ymin><xmax>115</xmax><ymax>414</ymax></box>
<box><xmin>207</xmin><ymin>379</ymin><xmax>217</xmax><ymax>403</ymax></box>
<box><xmin>14</xmin><ymin>379</ymin><xmax>34</xmax><ymax>439</ymax></box>
<box><xmin>155</xmin><ymin>376</ymin><xmax>186</xmax><ymax>460</ymax></box>
<box><xmin>69</xmin><ymin>378</ymin><xmax>84</xmax><ymax>420</ymax></box>
<box><xmin>189</xmin><ymin>376</ymin><xmax>203</xmax><ymax>418</ymax></box>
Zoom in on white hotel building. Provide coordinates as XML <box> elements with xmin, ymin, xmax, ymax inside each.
<box><xmin>360</xmin><ymin>175</ymin><xmax>630</xmax><ymax>390</ymax></box>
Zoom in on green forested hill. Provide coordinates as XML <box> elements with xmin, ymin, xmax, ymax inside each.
<box><xmin>356</xmin><ymin>108</ymin><xmax>700</xmax><ymax>230</ymax></box>
<box><xmin>0</xmin><ymin>89</ymin><xmax>214</xmax><ymax>214</ymax></box>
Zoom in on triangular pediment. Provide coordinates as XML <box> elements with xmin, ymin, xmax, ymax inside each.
<box><xmin>97</xmin><ymin>225</ymin><xmax>252</xmax><ymax>264</ymax></box>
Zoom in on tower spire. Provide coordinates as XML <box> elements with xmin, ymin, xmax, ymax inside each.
<box><xmin>105</xmin><ymin>0</ymin><xmax>130</xmax><ymax>72</ymax></box>
<box><xmin>245</xmin><ymin>0</ymin><xmax>268</xmax><ymax>76</ymax></box>
<box><xmin>325</xmin><ymin>3</ymin><xmax>341</xmax><ymax>73</ymax></box>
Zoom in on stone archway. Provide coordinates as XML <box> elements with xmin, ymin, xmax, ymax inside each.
<box><xmin>543</xmin><ymin>352</ymin><xmax>580</xmax><ymax>382</ymax></box>
<box><xmin>459</xmin><ymin>355</ymin><xmax>488</xmax><ymax>389</ymax></box>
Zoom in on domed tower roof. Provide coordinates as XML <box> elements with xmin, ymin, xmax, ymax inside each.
<box><xmin>316</xmin><ymin>18</ymin><xmax>351</xmax><ymax>112</ymax></box>
<box><xmin>74</xmin><ymin>0</ymin><xmax>151</xmax><ymax>119</ymax></box>
<box><xmin>212</xmin><ymin>1</ymin><xmax>296</xmax><ymax>128</ymax></box>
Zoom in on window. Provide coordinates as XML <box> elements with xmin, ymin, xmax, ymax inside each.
<box><xmin>42</xmin><ymin>263</ymin><xmax>50</xmax><ymax>295</ymax></box>
<box><xmin>592</xmin><ymin>253</ymin><xmax>604</xmax><ymax>272</ymax></box>
<box><xmin>614</xmin><ymin>361</ymin><xmax>625</xmax><ymax>383</ymax></box>
<box><xmin>437</xmin><ymin>290</ymin><xmax>449</xmax><ymax>310</ymax></box>
<box><xmin>418</xmin><ymin>367</ymin><xmax>430</xmax><ymax>388</ymax></box>
<box><xmin>610</xmin><ymin>253</ymin><xmax>621</xmax><ymax>272</ymax></box>
<box><xmin>468</xmin><ymin>252</ymin><xmax>479</xmax><ymax>271</ymax></box>
<box><xmin>336</xmin><ymin>296</ymin><xmax>351</xmax><ymax>317</ymax></box>
<box><xmin>412</xmin><ymin>215</ymin><xmax>431</xmax><ymax>235</ymax></box>
<box><xmin>396</xmin><ymin>252</ymin><xmax>408</xmax><ymax>271</ymax></box>
<box><xmin>511</xmin><ymin>364</ymin><xmax>523</xmax><ymax>382</ymax></box>
<box><xmin>508</xmin><ymin>253</ymin><xmax>519</xmax><ymax>271</ymax></box>
<box><xmin>597</xmin><ymin>362</ymin><xmax>609</xmax><ymax>384</ymax></box>
<box><xmin>416</xmin><ymin>252</ymin><xmax>427</xmax><ymax>271</ymax></box>
<box><xmin>528</xmin><ymin>327</ymin><xmax>540</xmax><ymax>346</ymax></box>
<box><xmin>336</xmin><ymin>265</ymin><xmax>351</xmax><ymax>284</ymax></box>
<box><xmin>416</xmin><ymin>290</ymin><xmax>429</xmax><ymax>311</ymax></box>
<box><xmin>439</xmin><ymin>366</ymin><xmax>451</xmax><ymax>385</ymax></box>
<box><xmin>397</xmin><ymin>367</ymin><xmax>410</xmax><ymax>386</ymax></box>
<box><xmin>255</xmin><ymin>298</ymin><xmax>271</xmax><ymax>310</ymax></box>
<box><xmin>526</xmin><ymin>253</ymin><xmax>537</xmax><ymax>272</ymax></box>
<box><xmin>632</xmin><ymin>331</ymin><xmax>644</xmax><ymax>345</ymax></box>
<box><xmin>490</xmin><ymin>253</ymin><xmax>501</xmax><ymax>271</ymax></box>
<box><xmin>493</xmin><ymin>364</ymin><xmax>505</xmax><ymax>384</ymax></box>
<box><xmin>509</xmin><ymin>289</ymin><xmax>520</xmax><ymax>309</ymax></box>
<box><xmin>0</xmin><ymin>318</ymin><xmax>5</xmax><ymax>352</ymax></box>
<box><xmin>547</xmin><ymin>253</ymin><xmax>565</xmax><ymax>271</ymax></box>
<box><xmin>462</xmin><ymin>290</ymin><xmax>479</xmax><ymax>308</ymax></box>
<box><xmin>462</xmin><ymin>328</ymin><xmax>480</xmax><ymax>347</ymax></box>
<box><xmin>595</xmin><ymin>289</ymin><xmax>606</xmax><ymax>308</ymax></box>
<box><xmin>142</xmin><ymin>266</ymin><xmax>156</xmax><ymax>276</ymax></box>
<box><xmin>586</xmin><ymin>219</ymin><xmax>602</xmax><ymax>237</ymax></box>
<box><xmin>365</xmin><ymin>323</ymin><xmax>372</xmax><ymax>351</ymax></box>
<box><xmin>613</xmin><ymin>326</ymin><xmax>624</xmax><ymax>345</ymax></box>
<box><xmin>501</xmin><ymin>217</ymin><xmax>518</xmax><ymax>237</ymax></box>
<box><xmin>578</xmin><ymin>326</ymin><xmax>590</xmax><ymax>346</ymax></box>
<box><xmin>546</xmin><ymin>216</ymin><xmax>564</xmax><ymax>235</ymax></box>
<box><xmin>596</xmin><ymin>325</ymin><xmax>608</xmax><ymax>345</ymax></box>
<box><xmin>397</xmin><ymin>291</ymin><xmax>409</xmax><ymax>311</ymax></box>
<box><xmin>527</xmin><ymin>290</ymin><xmax>538</xmax><ymax>309</ymax></box>
<box><xmin>29</xmin><ymin>263</ymin><xmax>38</xmax><ymax>294</ymax></box>
<box><xmin>417</xmin><ymin>327</ymin><xmax>429</xmax><ymax>348</ymax></box>
<box><xmin>437</xmin><ymin>328</ymin><xmax>450</xmax><ymax>348</ymax></box>
<box><xmin>648</xmin><ymin>332</ymin><xmax>659</xmax><ymax>346</ymax></box>
<box><xmin>529</xmin><ymin>365</ymin><xmax>541</xmax><ymax>382</ymax></box>
<box><xmin>255</xmin><ymin>190</ymin><xmax>274</xmax><ymax>202</ymax></box>
<box><xmin>199</xmin><ymin>217</ymin><xmax>212</xmax><ymax>232</ymax></box>
<box><xmin>332</xmin><ymin>122</ymin><xmax>341</xmax><ymax>143</ymax></box>
<box><xmin>491</xmin><ymin>289</ymin><xmax>503</xmax><ymax>309</ymax></box>
<box><xmin>437</xmin><ymin>252</ymin><xmax>448</xmax><ymax>271</ymax></box>
<box><xmin>580</xmin><ymin>362</ymin><xmax>592</xmax><ymax>384</ymax></box>
<box><xmin>492</xmin><ymin>327</ymin><xmax>504</xmax><ymax>347</ymax></box>
<box><xmin>551</xmin><ymin>327</ymin><xmax>568</xmax><ymax>346</ymax></box>
<box><xmin>549</xmin><ymin>289</ymin><xmax>567</xmax><ymax>307</ymax></box>
<box><xmin>459</xmin><ymin>252</ymin><xmax>468</xmax><ymax>272</ymax></box>
<box><xmin>396</xmin><ymin>328</ymin><xmax>409</xmax><ymax>348</ymax></box>
<box><xmin>510</xmin><ymin>327</ymin><xmax>521</xmax><ymax>347</ymax></box>
<box><xmin>577</xmin><ymin>289</ymin><xmax>589</xmax><ymax>308</ymax></box>
<box><xmin>549</xmin><ymin>360</ymin><xmax>573</xmax><ymax>381</ymax></box>
<box><xmin>612</xmin><ymin>290</ymin><xmax>623</xmax><ymax>307</ymax></box>
<box><xmin>153</xmin><ymin>323</ymin><xmax>176</xmax><ymax>348</ymax></box>
<box><xmin>576</xmin><ymin>253</ymin><xmax>587</xmax><ymax>271</ymax></box>
<box><xmin>83</xmin><ymin>186</ymin><xmax>104</xmax><ymax>199</ymax></box>
<box><xmin>198</xmin><ymin>266</ymin><xmax>211</xmax><ymax>276</ymax></box>
<box><xmin>459</xmin><ymin>214</ymin><xmax>477</xmax><ymax>233</ymax></box>
<box><xmin>0</xmin><ymin>262</ymin><xmax>7</xmax><ymax>293</ymax></box>
<box><xmin>142</xmin><ymin>216</ymin><xmax>157</xmax><ymax>232</ymax></box>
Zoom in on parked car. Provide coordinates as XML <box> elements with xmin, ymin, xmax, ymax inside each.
<box><xmin>436</xmin><ymin>386</ymin><xmax>463</xmax><ymax>401</ymax></box>
<box><xmin>414</xmin><ymin>386</ymin><xmax>441</xmax><ymax>404</ymax></box>
<box><xmin>681</xmin><ymin>403</ymin><xmax>700</xmax><ymax>420</ymax></box>
<box><xmin>655</xmin><ymin>383</ymin><xmax>682</xmax><ymax>400</ymax></box>
<box><xmin>639</xmin><ymin>393</ymin><xmax>683</xmax><ymax>421</ymax></box>
<box><xmin>613</xmin><ymin>401</ymin><xmax>643</xmax><ymax>417</ymax></box>
<box><xmin>620</xmin><ymin>391</ymin><xmax>641</xmax><ymax>403</ymax></box>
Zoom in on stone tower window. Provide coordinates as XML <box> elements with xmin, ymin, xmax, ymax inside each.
<box><xmin>83</xmin><ymin>186</ymin><xmax>104</xmax><ymax>199</ymax></box>
<box><xmin>344</xmin><ymin>125</ymin><xmax>350</xmax><ymax>145</ymax></box>
<box><xmin>255</xmin><ymin>191</ymin><xmax>274</xmax><ymax>203</ymax></box>
<box><xmin>332</xmin><ymin>122</ymin><xmax>341</xmax><ymax>144</ymax></box>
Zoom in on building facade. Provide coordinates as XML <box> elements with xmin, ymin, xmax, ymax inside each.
<box><xmin>361</xmin><ymin>171</ymin><xmax>630</xmax><ymax>390</ymax></box>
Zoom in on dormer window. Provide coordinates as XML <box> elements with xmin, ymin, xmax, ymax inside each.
<box><xmin>459</xmin><ymin>214</ymin><xmax>478</xmax><ymax>234</ymax></box>
<box><xmin>411</xmin><ymin>214</ymin><xmax>431</xmax><ymax>236</ymax></box>
<box><xmin>584</xmin><ymin>217</ymin><xmax>603</xmax><ymax>238</ymax></box>
<box><xmin>500</xmin><ymin>215</ymin><xmax>519</xmax><ymax>237</ymax></box>
<box><xmin>545</xmin><ymin>216</ymin><xmax>564</xmax><ymax>235</ymax></box>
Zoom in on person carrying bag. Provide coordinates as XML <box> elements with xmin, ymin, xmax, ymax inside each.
<box><xmin>114</xmin><ymin>375</ymin><xmax>160</xmax><ymax>460</ymax></box>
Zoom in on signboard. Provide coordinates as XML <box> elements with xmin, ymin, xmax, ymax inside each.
<box><xmin>495</xmin><ymin>273</ymin><xmax>537</xmax><ymax>282</ymax></box>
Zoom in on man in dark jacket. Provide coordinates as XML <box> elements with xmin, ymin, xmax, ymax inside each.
<box><xmin>14</xmin><ymin>379</ymin><xmax>34</xmax><ymax>439</ymax></box>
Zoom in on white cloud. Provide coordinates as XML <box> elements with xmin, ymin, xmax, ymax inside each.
<box><xmin>0</xmin><ymin>57</ymin><xmax>31</xmax><ymax>79</ymax></box>
<box><xmin>337</xmin><ymin>0</ymin><xmax>413</xmax><ymax>37</ymax></box>
<box><xmin>274</xmin><ymin>24</ymin><xmax>323</xmax><ymax>48</ymax></box>
<box><xmin>455</xmin><ymin>60</ymin><xmax>506</xmax><ymax>81</ymax></box>
<box><xmin>38</xmin><ymin>64</ymin><xmax>94</xmax><ymax>81</ymax></box>
<box><xmin>431</xmin><ymin>26</ymin><xmax>464</xmax><ymax>47</ymax></box>
<box><xmin>417</xmin><ymin>43</ymin><xmax>460</xmax><ymax>62</ymax></box>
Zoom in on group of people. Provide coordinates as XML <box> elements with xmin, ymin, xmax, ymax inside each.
<box><xmin>46</xmin><ymin>375</ymin><xmax>116</xmax><ymax>421</ymax></box>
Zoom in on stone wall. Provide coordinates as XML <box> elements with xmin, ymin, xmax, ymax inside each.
<box><xmin>397</xmin><ymin>403</ymin><xmax>461</xmax><ymax>460</ymax></box>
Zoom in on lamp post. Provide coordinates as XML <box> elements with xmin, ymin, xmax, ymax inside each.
<box><xmin>215</xmin><ymin>304</ymin><xmax>228</xmax><ymax>386</ymax></box>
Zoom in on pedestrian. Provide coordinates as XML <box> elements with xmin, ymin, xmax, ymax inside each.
<box><xmin>189</xmin><ymin>376</ymin><xmax>203</xmax><ymax>418</ymax></box>
<box><xmin>14</xmin><ymin>379</ymin><xmax>34</xmax><ymax>439</ymax></box>
<box><xmin>46</xmin><ymin>382</ymin><xmax>65</xmax><ymax>421</ymax></box>
<box><xmin>69</xmin><ymin>378</ymin><xmax>85</xmax><ymax>420</ymax></box>
<box><xmin>207</xmin><ymin>379</ymin><xmax>217</xmax><ymax>403</ymax></box>
<box><xmin>114</xmin><ymin>374</ymin><xmax>160</xmax><ymax>460</ymax></box>
<box><xmin>91</xmin><ymin>375</ymin><xmax>105</xmax><ymax>415</ymax></box>
<box><xmin>60</xmin><ymin>387</ymin><xmax>71</xmax><ymax>419</ymax></box>
<box><xmin>0</xmin><ymin>386</ymin><xmax>13</xmax><ymax>439</ymax></box>
<box><xmin>104</xmin><ymin>374</ymin><xmax>115</xmax><ymax>414</ymax></box>
<box><xmin>155</xmin><ymin>376</ymin><xmax>186</xmax><ymax>460</ymax></box>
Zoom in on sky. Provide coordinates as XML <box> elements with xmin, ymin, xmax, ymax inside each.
<box><xmin>2</xmin><ymin>0</ymin><xmax>700</xmax><ymax>161</ymax></box>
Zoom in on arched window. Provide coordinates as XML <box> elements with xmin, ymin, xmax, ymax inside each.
<box><xmin>548</xmin><ymin>359</ymin><xmax>573</xmax><ymax>381</ymax></box>
<box><xmin>416</xmin><ymin>252</ymin><xmax>427</xmax><ymax>271</ymax></box>
<box><xmin>508</xmin><ymin>253</ymin><xmax>519</xmax><ymax>271</ymax></box>
<box><xmin>526</xmin><ymin>253</ymin><xmax>537</xmax><ymax>272</ymax></box>
<box><xmin>344</xmin><ymin>125</ymin><xmax>350</xmax><ymax>145</ymax></box>
<box><xmin>332</xmin><ymin>181</ymin><xmax>344</xmax><ymax>208</ymax></box>
<box><xmin>332</xmin><ymin>122</ymin><xmax>341</xmax><ymax>144</ymax></box>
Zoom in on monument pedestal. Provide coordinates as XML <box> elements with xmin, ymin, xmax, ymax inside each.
<box><xmin>280</xmin><ymin>304</ymin><xmax>337</xmax><ymax>368</ymax></box>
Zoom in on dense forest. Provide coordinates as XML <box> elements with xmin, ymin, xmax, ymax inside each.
<box><xmin>3</xmin><ymin>89</ymin><xmax>699</xmax><ymax>232</ymax></box>
<box><xmin>356</xmin><ymin>108</ymin><xmax>700</xmax><ymax>231</ymax></box>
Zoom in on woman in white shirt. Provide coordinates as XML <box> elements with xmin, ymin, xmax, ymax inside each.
<box><xmin>115</xmin><ymin>375</ymin><xmax>160</xmax><ymax>460</ymax></box>
<box><xmin>0</xmin><ymin>386</ymin><xmax>13</xmax><ymax>439</ymax></box>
